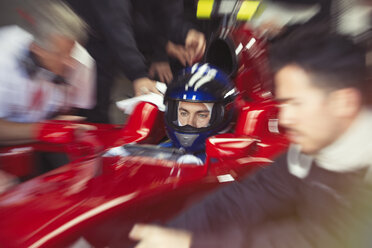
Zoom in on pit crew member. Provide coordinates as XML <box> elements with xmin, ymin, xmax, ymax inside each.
<box><xmin>0</xmin><ymin>0</ymin><xmax>95</xmax><ymax>146</ymax></box>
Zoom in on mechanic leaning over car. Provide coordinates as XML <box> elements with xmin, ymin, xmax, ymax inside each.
<box><xmin>129</xmin><ymin>26</ymin><xmax>372</xmax><ymax>248</ymax></box>
<box><xmin>161</xmin><ymin>63</ymin><xmax>237</xmax><ymax>164</ymax></box>
<box><xmin>65</xmin><ymin>0</ymin><xmax>206</xmax><ymax>124</ymax></box>
<box><xmin>0</xmin><ymin>0</ymin><xmax>96</xmax><ymax>190</ymax></box>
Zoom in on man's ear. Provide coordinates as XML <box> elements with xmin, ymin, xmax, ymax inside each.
<box><xmin>329</xmin><ymin>88</ymin><xmax>362</xmax><ymax>118</ymax></box>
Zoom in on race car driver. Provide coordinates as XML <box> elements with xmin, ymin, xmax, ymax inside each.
<box><xmin>105</xmin><ymin>63</ymin><xmax>237</xmax><ymax>165</ymax></box>
<box><xmin>162</xmin><ymin>63</ymin><xmax>237</xmax><ymax>163</ymax></box>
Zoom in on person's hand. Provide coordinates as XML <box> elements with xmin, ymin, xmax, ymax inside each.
<box><xmin>166</xmin><ymin>41</ymin><xmax>192</xmax><ymax>66</ymax></box>
<box><xmin>185</xmin><ymin>29</ymin><xmax>206</xmax><ymax>64</ymax></box>
<box><xmin>129</xmin><ymin>224</ymin><xmax>192</xmax><ymax>248</ymax></box>
<box><xmin>149</xmin><ymin>62</ymin><xmax>173</xmax><ymax>83</ymax></box>
<box><xmin>133</xmin><ymin>77</ymin><xmax>160</xmax><ymax>96</ymax></box>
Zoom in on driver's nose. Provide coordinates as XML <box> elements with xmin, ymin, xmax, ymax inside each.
<box><xmin>186</xmin><ymin>115</ymin><xmax>197</xmax><ymax>128</ymax></box>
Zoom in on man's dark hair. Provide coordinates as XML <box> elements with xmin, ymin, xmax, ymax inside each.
<box><xmin>270</xmin><ymin>26</ymin><xmax>367</xmax><ymax>93</ymax></box>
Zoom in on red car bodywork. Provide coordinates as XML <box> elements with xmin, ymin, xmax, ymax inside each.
<box><xmin>0</xmin><ymin>24</ymin><xmax>288</xmax><ymax>247</ymax></box>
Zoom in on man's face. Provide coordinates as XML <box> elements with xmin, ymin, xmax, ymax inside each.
<box><xmin>275</xmin><ymin>65</ymin><xmax>344</xmax><ymax>155</ymax></box>
<box><xmin>177</xmin><ymin>101</ymin><xmax>212</xmax><ymax>128</ymax></box>
<box><xmin>33</xmin><ymin>35</ymin><xmax>76</xmax><ymax>77</ymax></box>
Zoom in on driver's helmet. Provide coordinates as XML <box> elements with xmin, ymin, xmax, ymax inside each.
<box><xmin>164</xmin><ymin>63</ymin><xmax>237</xmax><ymax>153</ymax></box>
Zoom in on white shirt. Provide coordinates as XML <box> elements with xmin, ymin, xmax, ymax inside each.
<box><xmin>288</xmin><ymin>109</ymin><xmax>372</xmax><ymax>182</ymax></box>
<box><xmin>0</xmin><ymin>25</ymin><xmax>95</xmax><ymax>123</ymax></box>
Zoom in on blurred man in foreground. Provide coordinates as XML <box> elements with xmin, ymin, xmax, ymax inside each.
<box><xmin>129</xmin><ymin>27</ymin><xmax>372</xmax><ymax>248</ymax></box>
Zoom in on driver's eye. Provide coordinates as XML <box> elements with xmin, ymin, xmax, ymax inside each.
<box><xmin>180</xmin><ymin>111</ymin><xmax>188</xmax><ymax>117</ymax></box>
<box><xmin>198</xmin><ymin>114</ymin><xmax>208</xmax><ymax>118</ymax></box>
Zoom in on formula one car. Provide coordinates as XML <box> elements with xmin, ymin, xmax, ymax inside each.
<box><xmin>0</xmin><ymin>1</ymin><xmax>288</xmax><ymax>247</ymax></box>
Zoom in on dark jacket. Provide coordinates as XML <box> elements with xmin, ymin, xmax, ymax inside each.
<box><xmin>167</xmin><ymin>153</ymin><xmax>372</xmax><ymax>248</ymax></box>
<box><xmin>66</xmin><ymin>0</ymin><xmax>192</xmax><ymax>81</ymax></box>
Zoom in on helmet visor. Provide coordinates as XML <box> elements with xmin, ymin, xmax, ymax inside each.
<box><xmin>176</xmin><ymin>101</ymin><xmax>214</xmax><ymax>129</ymax></box>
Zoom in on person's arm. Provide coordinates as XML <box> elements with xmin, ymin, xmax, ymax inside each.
<box><xmin>130</xmin><ymin>154</ymin><xmax>301</xmax><ymax>247</ymax></box>
<box><xmin>141</xmin><ymin>34</ymin><xmax>174</xmax><ymax>83</ymax></box>
<box><xmin>88</xmin><ymin>0</ymin><xmax>160</xmax><ymax>96</ymax></box>
<box><xmin>0</xmin><ymin>119</ymin><xmax>96</xmax><ymax>146</ymax></box>
<box><xmin>154</xmin><ymin>0</ymin><xmax>193</xmax><ymax>44</ymax></box>
<box><xmin>130</xmin><ymin>223</ymin><xmax>243</xmax><ymax>248</ymax></box>
<box><xmin>166</xmin><ymin>154</ymin><xmax>299</xmax><ymax>233</ymax></box>
<box><xmin>89</xmin><ymin>0</ymin><xmax>148</xmax><ymax>82</ymax></box>
<box><xmin>0</xmin><ymin>119</ymin><xmax>37</xmax><ymax>145</ymax></box>
<box><xmin>154</xmin><ymin>0</ymin><xmax>206</xmax><ymax>63</ymax></box>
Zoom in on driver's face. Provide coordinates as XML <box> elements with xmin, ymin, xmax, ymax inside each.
<box><xmin>178</xmin><ymin>101</ymin><xmax>211</xmax><ymax>128</ymax></box>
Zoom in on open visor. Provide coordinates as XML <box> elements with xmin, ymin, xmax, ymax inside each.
<box><xmin>166</xmin><ymin>100</ymin><xmax>225</xmax><ymax>134</ymax></box>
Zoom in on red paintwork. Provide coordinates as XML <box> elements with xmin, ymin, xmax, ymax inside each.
<box><xmin>229</xmin><ymin>24</ymin><xmax>273</xmax><ymax>102</ymax></box>
<box><xmin>115</xmin><ymin>101</ymin><xmax>166</xmax><ymax>146</ymax></box>
<box><xmin>0</xmin><ymin>102</ymin><xmax>165</xmax><ymax>178</ymax></box>
<box><xmin>0</xmin><ymin>24</ymin><xmax>289</xmax><ymax>248</ymax></box>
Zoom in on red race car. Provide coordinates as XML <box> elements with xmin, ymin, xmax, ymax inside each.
<box><xmin>0</xmin><ymin>3</ymin><xmax>288</xmax><ymax>247</ymax></box>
